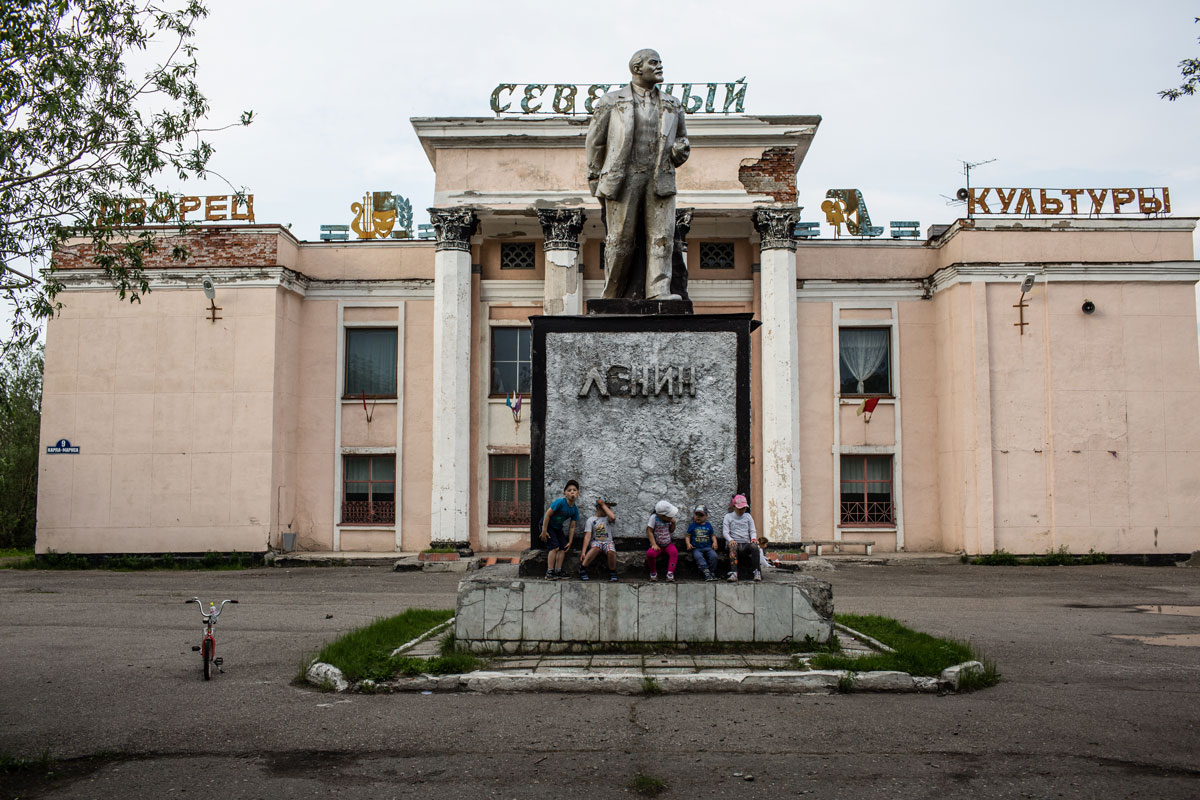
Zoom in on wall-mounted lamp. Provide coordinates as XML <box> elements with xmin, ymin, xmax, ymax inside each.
<box><xmin>201</xmin><ymin>275</ymin><xmax>221</xmax><ymax>323</ymax></box>
<box><xmin>1081</xmin><ymin>299</ymin><xmax>1096</xmax><ymax>315</ymax></box>
<box><xmin>1014</xmin><ymin>273</ymin><xmax>1036</xmax><ymax>335</ymax></box>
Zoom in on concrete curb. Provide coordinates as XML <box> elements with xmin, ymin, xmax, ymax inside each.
<box><xmin>304</xmin><ymin>662</ymin><xmax>985</xmax><ymax>696</ymax></box>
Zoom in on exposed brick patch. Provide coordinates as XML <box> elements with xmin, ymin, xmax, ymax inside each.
<box><xmin>738</xmin><ymin>147</ymin><xmax>798</xmax><ymax>203</ymax></box>
<box><xmin>53</xmin><ymin>227</ymin><xmax>279</xmax><ymax>270</ymax></box>
<box><xmin>418</xmin><ymin>552</ymin><xmax>460</xmax><ymax>562</ymax></box>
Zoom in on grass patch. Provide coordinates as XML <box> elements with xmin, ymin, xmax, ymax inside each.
<box><xmin>313</xmin><ymin>609</ymin><xmax>458</xmax><ymax>682</ymax></box>
<box><xmin>15</xmin><ymin>550</ymin><xmax>255</xmax><ymax>571</ymax></box>
<box><xmin>630</xmin><ymin>772</ymin><xmax>668</xmax><ymax>797</ymax></box>
<box><xmin>0</xmin><ymin>548</ymin><xmax>33</xmax><ymax>560</ymax></box>
<box><xmin>0</xmin><ymin>749</ymin><xmax>54</xmax><ymax>775</ymax></box>
<box><xmin>641</xmin><ymin>676</ymin><xmax>663</xmax><ymax>695</ymax></box>
<box><xmin>812</xmin><ymin>614</ymin><xmax>995</xmax><ymax>684</ymax></box>
<box><xmin>836</xmin><ymin>673</ymin><xmax>856</xmax><ymax>693</ymax></box>
<box><xmin>971</xmin><ymin>546</ymin><xmax>1108</xmax><ymax>566</ymax></box>
<box><xmin>958</xmin><ymin>659</ymin><xmax>1001</xmax><ymax>691</ymax></box>
<box><xmin>421</xmin><ymin>546</ymin><xmax>458</xmax><ymax>554</ymax></box>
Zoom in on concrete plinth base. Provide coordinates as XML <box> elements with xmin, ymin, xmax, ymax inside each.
<box><xmin>519</xmin><ymin>547</ymin><xmax>763</xmax><ymax>581</ymax></box>
<box><xmin>454</xmin><ymin>574</ymin><xmax>832</xmax><ymax>653</ymax></box>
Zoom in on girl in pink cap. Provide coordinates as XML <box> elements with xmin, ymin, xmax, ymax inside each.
<box><xmin>722</xmin><ymin>494</ymin><xmax>761</xmax><ymax>582</ymax></box>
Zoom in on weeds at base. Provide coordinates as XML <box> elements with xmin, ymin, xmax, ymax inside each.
<box><xmin>970</xmin><ymin>546</ymin><xmax>1108</xmax><ymax>566</ymax></box>
<box><xmin>641</xmin><ymin>676</ymin><xmax>663</xmax><ymax>695</ymax></box>
<box><xmin>0</xmin><ymin>749</ymin><xmax>54</xmax><ymax>775</ymax></box>
<box><xmin>957</xmin><ymin>659</ymin><xmax>1001</xmax><ymax>691</ymax></box>
<box><xmin>836</xmin><ymin>673</ymin><xmax>856</xmax><ymax>693</ymax></box>
<box><xmin>630</xmin><ymin>772</ymin><xmax>668</xmax><ymax>797</ymax></box>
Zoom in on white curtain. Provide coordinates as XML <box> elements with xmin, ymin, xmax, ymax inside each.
<box><xmin>840</xmin><ymin>329</ymin><xmax>888</xmax><ymax>393</ymax></box>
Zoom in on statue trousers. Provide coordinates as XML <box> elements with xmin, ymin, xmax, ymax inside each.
<box><xmin>602</xmin><ymin>170</ymin><xmax>676</xmax><ymax>299</ymax></box>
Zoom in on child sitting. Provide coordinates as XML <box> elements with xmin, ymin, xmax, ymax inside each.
<box><xmin>722</xmin><ymin>494</ymin><xmax>761</xmax><ymax>582</ymax></box>
<box><xmin>685</xmin><ymin>504</ymin><xmax>719</xmax><ymax>581</ymax></box>
<box><xmin>645</xmin><ymin>500</ymin><xmax>679</xmax><ymax>582</ymax></box>
<box><xmin>579</xmin><ymin>497</ymin><xmax>618</xmax><ymax>582</ymax></box>
<box><xmin>539</xmin><ymin>479</ymin><xmax>579</xmax><ymax>580</ymax></box>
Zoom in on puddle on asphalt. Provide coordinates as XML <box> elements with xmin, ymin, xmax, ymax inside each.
<box><xmin>1110</xmin><ymin>634</ymin><xmax>1200</xmax><ymax>647</ymax></box>
<box><xmin>1131</xmin><ymin>605</ymin><xmax>1200</xmax><ymax>617</ymax></box>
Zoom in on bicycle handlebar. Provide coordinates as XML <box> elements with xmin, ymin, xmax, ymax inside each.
<box><xmin>186</xmin><ymin>597</ymin><xmax>237</xmax><ymax>618</ymax></box>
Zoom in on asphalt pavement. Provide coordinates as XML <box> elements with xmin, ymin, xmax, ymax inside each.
<box><xmin>1</xmin><ymin>562</ymin><xmax>1197</xmax><ymax>799</ymax></box>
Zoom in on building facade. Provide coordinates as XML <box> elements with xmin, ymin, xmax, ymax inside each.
<box><xmin>36</xmin><ymin>114</ymin><xmax>1200</xmax><ymax>556</ymax></box>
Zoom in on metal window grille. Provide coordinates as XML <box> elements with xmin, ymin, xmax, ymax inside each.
<box><xmin>490</xmin><ymin>327</ymin><xmax>532</xmax><ymax>395</ymax></box>
<box><xmin>838</xmin><ymin>327</ymin><xmax>891</xmax><ymax>396</ymax></box>
<box><xmin>500</xmin><ymin>242</ymin><xmax>536</xmax><ymax>270</ymax></box>
<box><xmin>342</xmin><ymin>456</ymin><xmax>396</xmax><ymax>524</ymax></box>
<box><xmin>699</xmin><ymin>242</ymin><xmax>736</xmax><ymax>270</ymax></box>
<box><xmin>344</xmin><ymin>328</ymin><xmax>398</xmax><ymax>398</ymax></box>
<box><xmin>488</xmin><ymin>454</ymin><xmax>530</xmax><ymax>526</ymax></box>
<box><xmin>839</xmin><ymin>455</ymin><xmax>894</xmax><ymax>525</ymax></box>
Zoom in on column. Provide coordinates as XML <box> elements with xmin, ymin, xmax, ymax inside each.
<box><xmin>751</xmin><ymin>207</ymin><xmax>802</xmax><ymax>543</ymax></box>
<box><xmin>537</xmin><ymin>209</ymin><xmax>585</xmax><ymax>315</ymax></box>
<box><xmin>428</xmin><ymin>207</ymin><xmax>478</xmax><ymax>545</ymax></box>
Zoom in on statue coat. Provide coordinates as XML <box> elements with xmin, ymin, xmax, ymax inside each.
<box><xmin>585</xmin><ymin>85</ymin><xmax>690</xmax><ymax>200</ymax></box>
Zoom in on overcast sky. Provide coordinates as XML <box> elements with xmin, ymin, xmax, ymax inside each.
<box><xmin>173</xmin><ymin>0</ymin><xmax>1200</xmax><ymax>250</ymax></box>
<box><xmin>6</xmin><ymin>0</ymin><xmax>1200</xmax><ymax>340</ymax></box>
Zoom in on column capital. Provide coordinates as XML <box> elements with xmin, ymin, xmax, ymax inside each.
<box><xmin>674</xmin><ymin>207</ymin><xmax>694</xmax><ymax>246</ymax></box>
<box><xmin>752</xmin><ymin>206</ymin><xmax>803</xmax><ymax>252</ymax></box>
<box><xmin>428</xmin><ymin>207</ymin><xmax>478</xmax><ymax>252</ymax></box>
<box><xmin>536</xmin><ymin>208</ymin><xmax>585</xmax><ymax>252</ymax></box>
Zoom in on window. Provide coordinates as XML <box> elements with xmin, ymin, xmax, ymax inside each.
<box><xmin>491</xmin><ymin>327</ymin><xmax>531</xmax><ymax>395</ymax></box>
<box><xmin>342</xmin><ymin>456</ymin><xmax>395</xmax><ymax>524</ymax></box>
<box><xmin>345</xmin><ymin>328</ymin><xmax>397</xmax><ymax>398</ymax></box>
<box><xmin>840</xmin><ymin>455</ymin><xmax>893</xmax><ymax>525</ymax></box>
<box><xmin>488</xmin><ymin>454</ymin><xmax>530</xmax><ymax>526</ymax></box>
<box><xmin>839</xmin><ymin>327</ymin><xmax>890</xmax><ymax>395</ymax></box>
<box><xmin>500</xmin><ymin>242</ymin><xmax>536</xmax><ymax>270</ymax></box>
<box><xmin>699</xmin><ymin>241</ymin><xmax>735</xmax><ymax>270</ymax></box>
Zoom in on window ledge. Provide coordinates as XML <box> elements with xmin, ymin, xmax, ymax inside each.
<box><xmin>341</xmin><ymin>397</ymin><xmax>398</xmax><ymax>404</ymax></box>
<box><xmin>839</xmin><ymin>396</ymin><xmax>895</xmax><ymax>403</ymax></box>
<box><xmin>337</xmin><ymin>524</ymin><xmax>396</xmax><ymax>531</ymax></box>
<box><xmin>837</xmin><ymin>525</ymin><xmax>897</xmax><ymax>532</ymax></box>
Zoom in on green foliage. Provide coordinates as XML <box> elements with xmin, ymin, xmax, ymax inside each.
<box><xmin>0</xmin><ymin>748</ymin><xmax>54</xmax><ymax>775</ymax></box>
<box><xmin>957</xmin><ymin>659</ymin><xmax>1001</xmax><ymax>692</ymax></box>
<box><xmin>0</xmin><ymin>342</ymin><xmax>42</xmax><ymax>549</ymax></box>
<box><xmin>0</xmin><ymin>0</ymin><xmax>253</xmax><ymax>345</ymax></box>
<box><xmin>971</xmin><ymin>546</ymin><xmax>1108</xmax><ymax>566</ymax></box>
<box><xmin>812</xmin><ymin>613</ymin><xmax>983</xmax><ymax>678</ymax></box>
<box><xmin>836</xmin><ymin>673</ymin><xmax>856</xmax><ymax>693</ymax></box>
<box><xmin>393</xmin><ymin>651</ymin><xmax>481</xmax><ymax>677</ymax></box>
<box><xmin>641</xmin><ymin>676</ymin><xmax>663</xmax><ymax>695</ymax></box>
<box><xmin>22</xmin><ymin>550</ymin><xmax>252</xmax><ymax>570</ymax></box>
<box><xmin>971</xmin><ymin>548</ymin><xmax>1021</xmax><ymax>566</ymax></box>
<box><xmin>313</xmin><ymin>609</ymin><xmax>455</xmax><ymax>682</ymax></box>
<box><xmin>421</xmin><ymin>546</ymin><xmax>458</xmax><ymax>554</ymax></box>
<box><xmin>630</xmin><ymin>773</ymin><xmax>668</xmax><ymax>797</ymax></box>
<box><xmin>1160</xmin><ymin>17</ymin><xmax>1200</xmax><ymax>101</ymax></box>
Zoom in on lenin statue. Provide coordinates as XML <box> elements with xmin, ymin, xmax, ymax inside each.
<box><xmin>585</xmin><ymin>49</ymin><xmax>690</xmax><ymax>301</ymax></box>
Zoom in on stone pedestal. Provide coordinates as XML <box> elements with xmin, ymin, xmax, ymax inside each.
<box><xmin>454</xmin><ymin>574</ymin><xmax>833</xmax><ymax>652</ymax></box>
<box><xmin>530</xmin><ymin>314</ymin><xmax>756</xmax><ymax>545</ymax></box>
<box><xmin>428</xmin><ymin>208</ymin><xmax>477</xmax><ymax>544</ymax></box>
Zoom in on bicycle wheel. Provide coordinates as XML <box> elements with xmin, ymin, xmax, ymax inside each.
<box><xmin>202</xmin><ymin>638</ymin><xmax>212</xmax><ymax>680</ymax></box>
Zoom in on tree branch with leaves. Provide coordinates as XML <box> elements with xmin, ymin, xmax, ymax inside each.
<box><xmin>1160</xmin><ymin>16</ymin><xmax>1200</xmax><ymax>101</ymax></box>
<box><xmin>0</xmin><ymin>0</ymin><xmax>251</xmax><ymax>347</ymax></box>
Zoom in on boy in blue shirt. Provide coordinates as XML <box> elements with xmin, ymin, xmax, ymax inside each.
<box><xmin>540</xmin><ymin>479</ymin><xmax>580</xmax><ymax>580</ymax></box>
<box><xmin>685</xmin><ymin>504</ymin><xmax>719</xmax><ymax>581</ymax></box>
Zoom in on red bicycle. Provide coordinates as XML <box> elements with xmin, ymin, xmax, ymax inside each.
<box><xmin>186</xmin><ymin>597</ymin><xmax>237</xmax><ymax>680</ymax></box>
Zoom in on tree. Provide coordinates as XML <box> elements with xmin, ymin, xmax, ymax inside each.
<box><xmin>0</xmin><ymin>0</ymin><xmax>251</xmax><ymax>347</ymax></box>
<box><xmin>0</xmin><ymin>339</ymin><xmax>42</xmax><ymax>549</ymax></box>
<box><xmin>1160</xmin><ymin>17</ymin><xmax>1200</xmax><ymax>101</ymax></box>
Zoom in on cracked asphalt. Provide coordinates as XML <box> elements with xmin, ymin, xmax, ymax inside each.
<box><xmin>1</xmin><ymin>562</ymin><xmax>1197</xmax><ymax>799</ymax></box>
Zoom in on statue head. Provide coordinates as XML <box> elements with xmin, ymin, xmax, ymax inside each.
<box><xmin>628</xmin><ymin>49</ymin><xmax>664</xmax><ymax>89</ymax></box>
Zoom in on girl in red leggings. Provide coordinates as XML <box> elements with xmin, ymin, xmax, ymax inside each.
<box><xmin>646</xmin><ymin>500</ymin><xmax>679</xmax><ymax>581</ymax></box>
